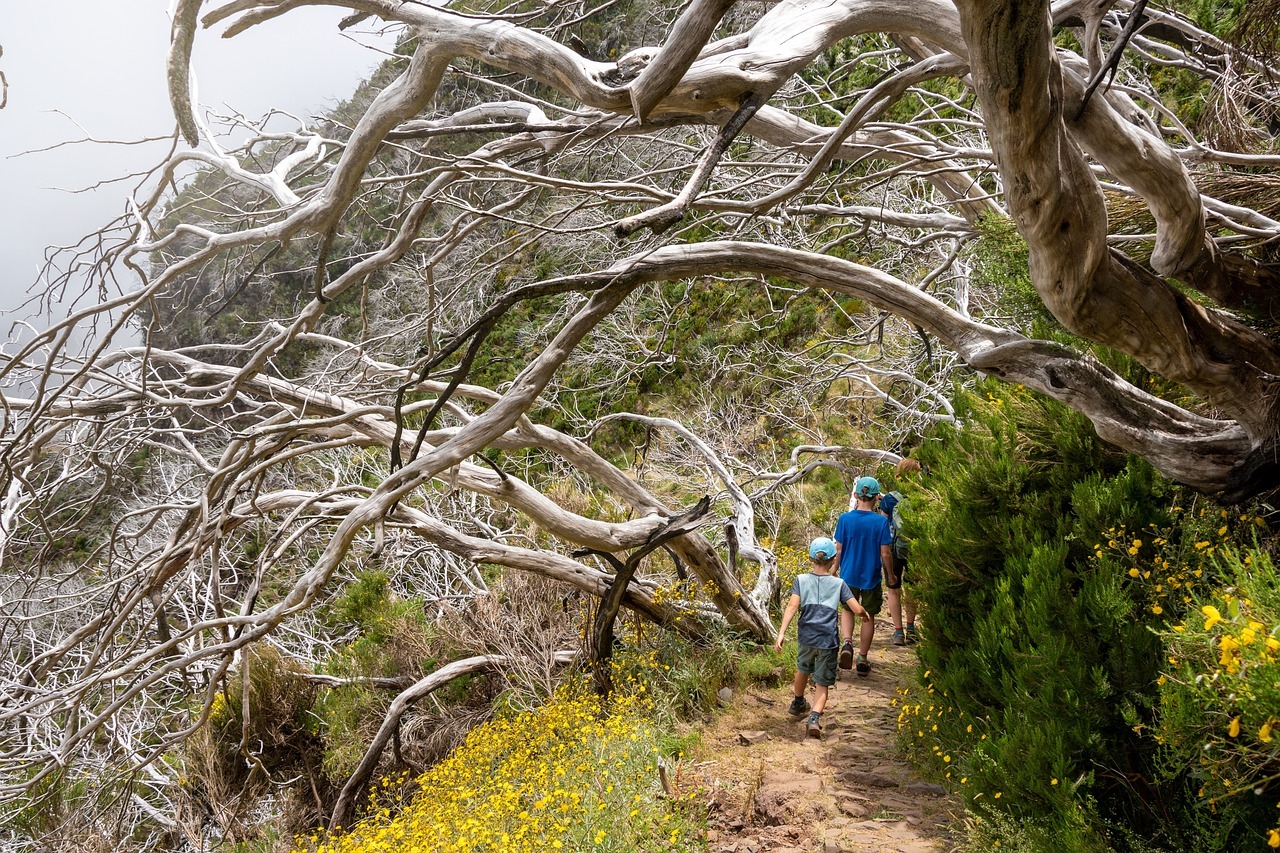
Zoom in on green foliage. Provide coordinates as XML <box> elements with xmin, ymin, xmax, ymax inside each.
<box><xmin>202</xmin><ymin>645</ymin><xmax>321</xmax><ymax>777</ymax></box>
<box><xmin>297</xmin><ymin>677</ymin><xmax>709</xmax><ymax>853</ymax></box>
<box><xmin>898</xmin><ymin>379</ymin><xmax>1200</xmax><ymax>850</ymax></box>
<box><xmin>734</xmin><ymin>642</ymin><xmax>790</xmax><ymax>688</ymax></box>
<box><xmin>968</xmin><ymin>215</ymin><xmax>1059</xmax><ymax>334</ymax></box>
<box><xmin>0</xmin><ymin>766</ymin><xmax>90</xmax><ymax>843</ymax></box>
<box><xmin>1156</xmin><ymin>541</ymin><xmax>1280</xmax><ymax>851</ymax></box>
<box><xmin>314</xmin><ymin>571</ymin><xmax>437</xmax><ymax>779</ymax></box>
<box><xmin>1191</xmin><ymin>0</ymin><xmax>1248</xmax><ymax>38</ymax></box>
<box><xmin>898</xmin><ymin>377</ymin><xmax>1279</xmax><ymax>851</ymax></box>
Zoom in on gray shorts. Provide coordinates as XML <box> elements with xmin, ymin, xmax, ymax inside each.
<box><xmin>797</xmin><ymin>644</ymin><xmax>838</xmax><ymax>686</ymax></box>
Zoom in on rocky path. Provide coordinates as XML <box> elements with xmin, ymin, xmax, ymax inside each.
<box><xmin>690</xmin><ymin>624</ymin><xmax>964</xmax><ymax>853</ymax></box>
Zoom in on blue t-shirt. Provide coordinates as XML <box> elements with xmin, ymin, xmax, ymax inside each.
<box><xmin>791</xmin><ymin>572</ymin><xmax>854</xmax><ymax>649</ymax></box>
<box><xmin>834</xmin><ymin>508</ymin><xmax>893</xmax><ymax>590</ymax></box>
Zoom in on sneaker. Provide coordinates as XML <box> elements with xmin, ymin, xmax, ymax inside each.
<box><xmin>788</xmin><ymin>694</ymin><xmax>810</xmax><ymax>716</ymax></box>
<box><xmin>855</xmin><ymin>654</ymin><xmax>871</xmax><ymax>677</ymax></box>
<box><xmin>806</xmin><ymin>712</ymin><xmax>822</xmax><ymax>739</ymax></box>
<box><xmin>891</xmin><ymin>628</ymin><xmax>906</xmax><ymax>646</ymax></box>
<box><xmin>905</xmin><ymin>624</ymin><xmax>920</xmax><ymax>644</ymax></box>
<box><xmin>838</xmin><ymin>640</ymin><xmax>855</xmax><ymax>670</ymax></box>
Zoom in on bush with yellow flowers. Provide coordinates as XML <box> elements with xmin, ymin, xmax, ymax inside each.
<box><xmin>903</xmin><ymin>377</ymin><xmax>1277</xmax><ymax>852</ymax></box>
<box><xmin>1157</xmin><ymin>545</ymin><xmax>1280</xmax><ymax>850</ymax></box>
<box><xmin>293</xmin><ymin>669</ymin><xmax>707</xmax><ymax>853</ymax></box>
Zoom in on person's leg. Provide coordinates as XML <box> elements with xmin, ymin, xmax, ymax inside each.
<box><xmin>856</xmin><ymin>584</ymin><xmax>884</xmax><ymax>656</ymax></box>
<box><xmin>859</xmin><ymin>611</ymin><xmax>875</xmax><ymax>657</ymax></box>
<box><xmin>812</xmin><ymin>681</ymin><xmax>830</xmax><ymax>713</ymax></box>
<box><xmin>791</xmin><ymin>646</ymin><xmax>816</xmax><ymax>713</ymax></box>
<box><xmin>886</xmin><ymin>585</ymin><xmax>904</xmax><ymax>643</ymax></box>
<box><xmin>854</xmin><ymin>586</ymin><xmax>883</xmax><ymax>675</ymax></box>
<box><xmin>808</xmin><ymin>651</ymin><xmax>837</xmax><ymax>736</ymax></box>
<box><xmin>887</xmin><ymin>559</ymin><xmax>907</xmax><ymax>644</ymax></box>
<box><xmin>838</xmin><ymin>609</ymin><xmax>855</xmax><ymax>668</ymax></box>
<box><xmin>902</xmin><ymin>558</ymin><xmax>919</xmax><ymax>641</ymax></box>
<box><xmin>887</xmin><ymin>586</ymin><xmax>903</xmax><ymax>628</ymax></box>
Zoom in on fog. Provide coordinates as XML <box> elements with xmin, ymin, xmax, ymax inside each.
<box><xmin>0</xmin><ymin>2</ymin><xmax>397</xmax><ymax>332</ymax></box>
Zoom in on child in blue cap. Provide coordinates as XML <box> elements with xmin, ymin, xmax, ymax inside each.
<box><xmin>773</xmin><ymin>536</ymin><xmax>869</xmax><ymax>737</ymax></box>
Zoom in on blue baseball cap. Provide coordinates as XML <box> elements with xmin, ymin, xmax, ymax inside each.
<box><xmin>809</xmin><ymin>536</ymin><xmax>837</xmax><ymax>560</ymax></box>
<box><xmin>854</xmin><ymin>476</ymin><xmax>881</xmax><ymax>498</ymax></box>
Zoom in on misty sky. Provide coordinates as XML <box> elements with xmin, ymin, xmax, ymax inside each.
<box><xmin>0</xmin><ymin>2</ymin><xmax>397</xmax><ymax>327</ymax></box>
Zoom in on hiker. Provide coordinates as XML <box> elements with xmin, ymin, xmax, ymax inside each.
<box><xmin>773</xmin><ymin>536</ymin><xmax>869</xmax><ymax>738</ymax></box>
<box><xmin>880</xmin><ymin>457</ymin><xmax>922</xmax><ymax>645</ymax></box>
<box><xmin>833</xmin><ymin>476</ymin><xmax>895</xmax><ymax>677</ymax></box>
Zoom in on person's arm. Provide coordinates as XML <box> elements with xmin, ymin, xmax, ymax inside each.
<box><xmin>881</xmin><ymin>543</ymin><xmax>896</xmax><ymax>585</ymax></box>
<box><xmin>843</xmin><ymin>595</ymin><xmax>868</xmax><ymax>621</ymax></box>
<box><xmin>774</xmin><ymin>593</ymin><xmax>801</xmax><ymax>653</ymax></box>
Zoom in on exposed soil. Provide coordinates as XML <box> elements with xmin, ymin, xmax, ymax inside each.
<box><xmin>689</xmin><ymin>621</ymin><xmax>965</xmax><ymax>852</ymax></box>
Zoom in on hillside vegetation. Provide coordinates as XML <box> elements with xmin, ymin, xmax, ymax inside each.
<box><xmin>2</xmin><ymin>0</ymin><xmax>1280</xmax><ymax>850</ymax></box>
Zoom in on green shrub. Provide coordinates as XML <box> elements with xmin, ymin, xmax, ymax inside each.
<box><xmin>900</xmin><ymin>379</ymin><xmax>1221</xmax><ymax>850</ymax></box>
<box><xmin>313</xmin><ymin>571</ymin><xmax>437</xmax><ymax>780</ymax></box>
<box><xmin>1156</xmin><ymin>541</ymin><xmax>1280</xmax><ymax>851</ymax></box>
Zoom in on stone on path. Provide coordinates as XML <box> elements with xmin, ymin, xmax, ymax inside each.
<box><xmin>904</xmin><ymin>781</ymin><xmax>947</xmax><ymax>796</ymax></box>
<box><xmin>752</xmin><ymin>771</ymin><xmax>828</xmax><ymax>826</ymax></box>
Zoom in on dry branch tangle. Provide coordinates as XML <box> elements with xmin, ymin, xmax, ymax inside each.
<box><xmin>183</xmin><ymin>0</ymin><xmax>1280</xmax><ymax>492</ymax></box>
<box><xmin>1</xmin><ymin>0</ymin><xmax>1279</xmax><ymax>837</ymax></box>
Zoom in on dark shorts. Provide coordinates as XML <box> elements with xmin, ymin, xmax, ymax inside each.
<box><xmin>797</xmin><ymin>644</ymin><xmax>839</xmax><ymax>686</ymax></box>
<box><xmin>885</xmin><ymin>556</ymin><xmax>908</xmax><ymax>591</ymax></box>
<box><xmin>851</xmin><ymin>584</ymin><xmax>884</xmax><ymax>617</ymax></box>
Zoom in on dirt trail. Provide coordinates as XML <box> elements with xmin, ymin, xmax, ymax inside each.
<box><xmin>690</xmin><ymin>622</ymin><xmax>964</xmax><ymax>853</ymax></box>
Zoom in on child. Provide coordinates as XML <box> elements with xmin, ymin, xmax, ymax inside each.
<box><xmin>773</xmin><ymin>536</ymin><xmax>869</xmax><ymax>737</ymax></box>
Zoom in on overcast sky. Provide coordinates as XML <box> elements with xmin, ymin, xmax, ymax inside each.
<box><xmin>0</xmin><ymin>2</ymin><xmax>397</xmax><ymax>328</ymax></box>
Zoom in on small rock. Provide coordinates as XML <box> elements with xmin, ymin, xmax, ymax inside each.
<box><xmin>837</xmin><ymin>799</ymin><xmax>870</xmax><ymax>817</ymax></box>
<box><xmin>824</xmin><ymin>842</ymin><xmax>842</xmax><ymax>853</ymax></box>
<box><xmin>836</xmin><ymin>770</ymin><xmax>900</xmax><ymax>788</ymax></box>
<box><xmin>717</xmin><ymin>686</ymin><xmax>734</xmax><ymax>705</ymax></box>
<box><xmin>904</xmin><ymin>781</ymin><xmax>947</xmax><ymax>796</ymax></box>
<box><xmin>738</xmin><ymin>730</ymin><xmax>770</xmax><ymax>745</ymax></box>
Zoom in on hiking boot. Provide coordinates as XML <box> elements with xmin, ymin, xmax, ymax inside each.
<box><xmin>905</xmin><ymin>624</ymin><xmax>920</xmax><ymax>644</ymax></box>
<box><xmin>806</xmin><ymin>712</ymin><xmax>822</xmax><ymax>739</ymax></box>
<box><xmin>855</xmin><ymin>654</ymin><xmax>871</xmax><ymax>677</ymax></box>
<box><xmin>891</xmin><ymin>628</ymin><xmax>906</xmax><ymax>646</ymax></box>
<box><xmin>788</xmin><ymin>694</ymin><xmax>810</xmax><ymax>716</ymax></box>
<box><xmin>838</xmin><ymin>639</ymin><xmax>855</xmax><ymax>670</ymax></box>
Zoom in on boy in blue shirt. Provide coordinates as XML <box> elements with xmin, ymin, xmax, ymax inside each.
<box><xmin>774</xmin><ymin>537</ymin><xmax>869</xmax><ymax>738</ymax></box>
<box><xmin>834</xmin><ymin>476</ymin><xmax>895</xmax><ymax>677</ymax></box>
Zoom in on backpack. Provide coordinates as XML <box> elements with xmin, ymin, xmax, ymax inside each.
<box><xmin>880</xmin><ymin>490</ymin><xmax>909</xmax><ymax>560</ymax></box>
